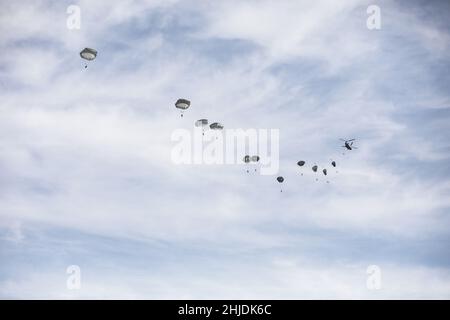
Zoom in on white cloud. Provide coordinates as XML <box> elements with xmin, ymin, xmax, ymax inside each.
<box><xmin>2</xmin><ymin>261</ymin><xmax>450</xmax><ymax>299</ymax></box>
<box><xmin>1</xmin><ymin>0</ymin><xmax>450</xmax><ymax>298</ymax></box>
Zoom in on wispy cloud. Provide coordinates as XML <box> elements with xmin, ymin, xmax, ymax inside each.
<box><xmin>0</xmin><ymin>0</ymin><xmax>449</xmax><ymax>298</ymax></box>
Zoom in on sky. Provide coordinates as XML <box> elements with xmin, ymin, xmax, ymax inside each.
<box><xmin>0</xmin><ymin>0</ymin><xmax>450</xmax><ymax>299</ymax></box>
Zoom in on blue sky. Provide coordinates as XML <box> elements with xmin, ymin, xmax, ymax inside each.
<box><xmin>0</xmin><ymin>0</ymin><xmax>450</xmax><ymax>298</ymax></box>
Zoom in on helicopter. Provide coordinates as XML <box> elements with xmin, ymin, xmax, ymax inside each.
<box><xmin>340</xmin><ymin>138</ymin><xmax>357</xmax><ymax>150</ymax></box>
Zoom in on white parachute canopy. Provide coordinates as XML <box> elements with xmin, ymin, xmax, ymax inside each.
<box><xmin>195</xmin><ymin>119</ymin><xmax>208</xmax><ymax>127</ymax></box>
<box><xmin>195</xmin><ymin>119</ymin><xmax>209</xmax><ymax>135</ymax></box>
<box><xmin>251</xmin><ymin>155</ymin><xmax>260</xmax><ymax>162</ymax></box>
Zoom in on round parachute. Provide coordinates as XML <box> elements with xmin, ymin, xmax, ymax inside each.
<box><xmin>195</xmin><ymin>119</ymin><xmax>208</xmax><ymax>127</ymax></box>
<box><xmin>312</xmin><ymin>165</ymin><xmax>318</xmax><ymax>172</ymax></box>
<box><xmin>195</xmin><ymin>119</ymin><xmax>208</xmax><ymax>135</ymax></box>
<box><xmin>80</xmin><ymin>48</ymin><xmax>97</xmax><ymax>61</ymax></box>
<box><xmin>210</xmin><ymin>122</ymin><xmax>224</xmax><ymax>130</ymax></box>
<box><xmin>276</xmin><ymin>176</ymin><xmax>284</xmax><ymax>192</ymax></box>
<box><xmin>175</xmin><ymin>99</ymin><xmax>191</xmax><ymax>117</ymax></box>
<box><xmin>243</xmin><ymin>155</ymin><xmax>251</xmax><ymax>173</ymax></box>
<box><xmin>297</xmin><ymin>160</ymin><xmax>305</xmax><ymax>167</ymax></box>
<box><xmin>80</xmin><ymin>48</ymin><xmax>97</xmax><ymax>68</ymax></box>
<box><xmin>175</xmin><ymin>99</ymin><xmax>191</xmax><ymax>110</ymax></box>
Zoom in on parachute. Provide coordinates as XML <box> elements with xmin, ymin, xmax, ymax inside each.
<box><xmin>175</xmin><ymin>99</ymin><xmax>191</xmax><ymax>117</ymax></box>
<box><xmin>276</xmin><ymin>176</ymin><xmax>284</xmax><ymax>192</ymax></box>
<box><xmin>195</xmin><ymin>119</ymin><xmax>208</xmax><ymax>127</ymax></box>
<box><xmin>195</xmin><ymin>119</ymin><xmax>208</xmax><ymax>135</ymax></box>
<box><xmin>297</xmin><ymin>161</ymin><xmax>305</xmax><ymax>167</ymax></box>
<box><xmin>331</xmin><ymin>160</ymin><xmax>338</xmax><ymax>173</ymax></box>
<box><xmin>80</xmin><ymin>48</ymin><xmax>97</xmax><ymax>68</ymax></box>
<box><xmin>243</xmin><ymin>155</ymin><xmax>251</xmax><ymax>173</ymax></box>
<box><xmin>251</xmin><ymin>155</ymin><xmax>260</xmax><ymax>172</ymax></box>
<box><xmin>209</xmin><ymin>122</ymin><xmax>224</xmax><ymax>130</ymax></box>
<box><xmin>312</xmin><ymin>165</ymin><xmax>319</xmax><ymax>181</ymax></box>
<box><xmin>324</xmin><ymin>168</ymin><xmax>330</xmax><ymax>183</ymax></box>
<box><xmin>297</xmin><ymin>160</ymin><xmax>306</xmax><ymax>176</ymax></box>
<box><xmin>209</xmin><ymin>122</ymin><xmax>224</xmax><ymax>140</ymax></box>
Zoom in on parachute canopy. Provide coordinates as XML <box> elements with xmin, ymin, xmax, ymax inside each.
<box><xmin>251</xmin><ymin>155</ymin><xmax>260</xmax><ymax>162</ymax></box>
<box><xmin>80</xmin><ymin>48</ymin><xmax>97</xmax><ymax>61</ymax></box>
<box><xmin>312</xmin><ymin>165</ymin><xmax>318</xmax><ymax>172</ymax></box>
<box><xmin>175</xmin><ymin>99</ymin><xmax>191</xmax><ymax>110</ymax></box>
<box><xmin>210</xmin><ymin>122</ymin><xmax>224</xmax><ymax>130</ymax></box>
<box><xmin>195</xmin><ymin>119</ymin><xmax>208</xmax><ymax>127</ymax></box>
<box><xmin>277</xmin><ymin>176</ymin><xmax>284</xmax><ymax>183</ymax></box>
<box><xmin>323</xmin><ymin>169</ymin><xmax>327</xmax><ymax>176</ymax></box>
<box><xmin>243</xmin><ymin>155</ymin><xmax>251</xmax><ymax>163</ymax></box>
<box><xmin>297</xmin><ymin>160</ymin><xmax>305</xmax><ymax>167</ymax></box>
<box><xmin>331</xmin><ymin>161</ymin><xmax>336</xmax><ymax>167</ymax></box>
